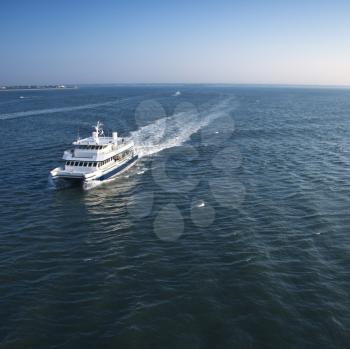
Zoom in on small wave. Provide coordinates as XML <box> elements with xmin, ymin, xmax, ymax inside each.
<box><xmin>196</xmin><ymin>200</ymin><xmax>205</xmax><ymax>208</ymax></box>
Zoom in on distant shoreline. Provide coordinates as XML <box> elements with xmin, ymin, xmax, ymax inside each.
<box><xmin>0</xmin><ymin>86</ymin><xmax>78</xmax><ymax>92</ymax></box>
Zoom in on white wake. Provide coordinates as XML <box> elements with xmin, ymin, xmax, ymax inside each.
<box><xmin>130</xmin><ymin>97</ymin><xmax>235</xmax><ymax>158</ymax></box>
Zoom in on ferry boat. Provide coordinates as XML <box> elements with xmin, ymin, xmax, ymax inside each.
<box><xmin>50</xmin><ymin>121</ymin><xmax>138</xmax><ymax>189</ymax></box>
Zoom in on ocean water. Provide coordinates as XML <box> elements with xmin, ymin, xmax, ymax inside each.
<box><xmin>1</xmin><ymin>85</ymin><xmax>350</xmax><ymax>348</ymax></box>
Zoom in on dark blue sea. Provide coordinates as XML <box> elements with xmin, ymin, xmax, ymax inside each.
<box><xmin>1</xmin><ymin>85</ymin><xmax>350</xmax><ymax>348</ymax></box>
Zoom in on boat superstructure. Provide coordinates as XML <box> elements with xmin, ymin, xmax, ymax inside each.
<box><xmin>50</xmin><ymin>121</ymin><xmax>138</xmax><ymax>189</ymax></box>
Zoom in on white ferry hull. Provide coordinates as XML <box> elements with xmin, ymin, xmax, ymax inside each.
<box><xmin>83</xmin><ymin>154</ymin><xmax>138</xmax><ymax>190</ymax></box>
<box><xmin>51</xmin><ymin>155</ymin><xmax>138</xmax><ymax>190</ymax></box>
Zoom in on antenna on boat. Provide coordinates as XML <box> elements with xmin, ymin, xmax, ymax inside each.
<box><xmin>93</xmin><ymin>121</ymin><xmax>104</xmax><ymax>143</ymax></box>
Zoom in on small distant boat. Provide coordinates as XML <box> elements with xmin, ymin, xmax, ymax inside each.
<box><xmin>19</xmin><ymin>96</ymin><xmax>25</xmax><ymax>99</ymax></box>
<box><xmin>173</xmin><ymin>91</ymin><xmax>181</xmax><ymax>96</ymax></box>
<box><xmin>50</xmin><ymin>121</ymin><xmax>138</xmax><ymax>190</ymax></box>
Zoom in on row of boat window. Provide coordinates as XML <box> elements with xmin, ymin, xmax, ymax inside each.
<box><xmin>66</xmin><ymin>161</ymin><xmax>97</xmax><ymax>167</ymax></box>
<box><xmin>66</xmin><ymin>150</ymin><xmax>132</xmax><ymax>168</ymax></box>
<box><xmin>77</xmin><ymin>145</ymin><xmax>106</xmax><ymax>150</ymax></box>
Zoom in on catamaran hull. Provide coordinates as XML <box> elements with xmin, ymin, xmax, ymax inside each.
<box><xmin>51</xmin><ymin>155</ymin><xmax>138</xmax><ymax>190</ymax></box>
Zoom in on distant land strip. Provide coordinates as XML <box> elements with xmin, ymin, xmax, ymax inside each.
<box><xmin>0</xmin><ymin>84</ymin><xmax>78</xmax><ymax>91</ymax></box>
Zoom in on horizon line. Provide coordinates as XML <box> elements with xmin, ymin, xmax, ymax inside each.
<box><xmin>2</xmin><ymin>82</ymin><xmax>350</xmax><ymax>89</ymax></box>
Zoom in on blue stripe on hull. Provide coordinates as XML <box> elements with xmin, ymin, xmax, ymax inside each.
<box><xmin>96</xmin><ymin>155</ymin><xmax>138</xmax><ymax>181</ymax></box>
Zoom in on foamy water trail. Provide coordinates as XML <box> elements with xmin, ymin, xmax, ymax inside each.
<box><xmin>0</xmin><ymin>98</ymin><xmax>129</xmax><ymax>120</ymax></box>
<box><xmin>131</xmin><ymin>97</ymin><xmax>235</xmax><ymax>157</ymax></box>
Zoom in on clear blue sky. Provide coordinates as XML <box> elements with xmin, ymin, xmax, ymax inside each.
<box><xmin>1</xmin><ymin>0</ymin><xmax>350</xmax><ymax>85</ymax></box>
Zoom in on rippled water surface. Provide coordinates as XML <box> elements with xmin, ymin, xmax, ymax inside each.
<box><xmin>1</xmin><ymin>86</ymin><xmax>350</xmax><ymax>348</ymax></box>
